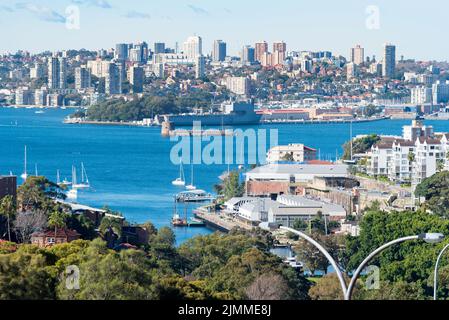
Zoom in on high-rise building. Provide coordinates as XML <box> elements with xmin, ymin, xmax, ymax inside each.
<box><xmin>128</xmin><ymin>66</ymin><xmax>144</xmax><ymax>93</ymax></box>
<box><xmin>115</xmin><ymin>43</ymin><xmax>129</xmax><ymax>61</ymax></box>
<box><xmin>195</xmin><ymin>55</ymin><xmax>206</xmax><ymax>79</ymax></box>
<box><xmin>183</xmin><ymin>36</ymin><xmax>203</xmax><ymax>61</ymax></box>
<box><xmin>350</xmin><ymin>45</ymin><xmax>365</xmax><ymax>65</ymax></box>
<box><xmin>213</xmin><ymin>40</ymin><xmax>227</xmax><ymax>62</ymax></box>
<box><xmin>34</xmin><ymin>88</ymin><xmax>48</xmax><ymax>106</ymax></box>
<box><xmin>153</xmin><ymin>63</ymin><xmax>165</xmax><ymax>78</ymax></box>
<box><xmin>48</xmin><ymin>55</ymin><xmax>67</xmax><ymax>90</ymax></box>
<box><xmin>273</xmin><ymin>41</ymin><xmax>287</xmax><ymax>54</ymax></box>
<box><xmin>346</xmin><ymin>62</ymin><xmax>357</xmax><ymax>79</ymax></box>
<box><xmin>154</xmin><ymin>42</ymin><xmax>166</xmax><ymax>55</ymax></box>
<box><xmin>411</xmin><ymin>86</ymin><xmax>432</xmax><ymax>105</ymax></box>
<box><xmin>241</xmin><ymin>46</ymin><xmax>255</xmax><ymax>64</ymax></box>
<box><xmin>382</xmin><ymin>43</ymin><xmax>396</xmax><ymax>79</ymax></box>
<box><xmin>75</xmin><ymin>66</ymin><xmax>91</xmax><ymax>90</ymax></box>
<box><xmin>15</xmin><ymin>87</ymin><xmax>33</xmax><ymax>105</ymax></box>
<box><xmin>30</xmin><ymin>63</ymin><xmax>45</xmax><ymax>79</ymax></box>
<box><xmin>104</xmin><ymin>62</ymin><xmax>121</xmax><ymax>95</ymax></box>
<box><xmin>432</xmin><ymin>81</ymin><xmax>449</xmax><ymax>105</ymax></box>
<box><xmin>255</xmin><ymin>41</ymin><xmax>268</xmax><ymax>63</ymax></box>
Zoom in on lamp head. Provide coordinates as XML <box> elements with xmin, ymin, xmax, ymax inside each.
<box><xmin>419</xmin><ymin>233</ymin><xmax>445</xmax><ymax>244</ymax></box>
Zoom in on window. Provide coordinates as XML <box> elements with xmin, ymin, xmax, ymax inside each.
<box><xmin>47</xmin><ymin>237</ymin><xmax>55</xmax><ymax>244</ymax></box>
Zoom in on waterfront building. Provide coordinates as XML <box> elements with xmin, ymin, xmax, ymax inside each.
<box><xmin>31</xmin><ymin>229</ymin><xmax>81</xmax><ymax>248</ymax></box>
<box><xmin>241</xmin><ymin>45</ymin><xmax>255</xmax><ymax>64</ymax></box>
<box><xmin>47</xmin><ymin>93</ymin><xmax>63</xmax><ymax>106</ymax></box>
<box><xmin>432</xmin><ymin>80</ymin><xmax>449</xmax><ymax>105</ymax></box>
<box><xmin>267</xmin><ymin>144</ymin><xmax>317</xmax><ymax>164</ymax></box>
<box><xmin>75</xmin><ymin>66</ymin><xmax>91</xmax><ymax>90</ymax></box>
<box><xmin>388</xmin><ymin>140</ymin><xmax>415</xmax><ymax>183</ymax></box>
<box><xmin>225</xmin><ymin>76</ymin><xmax>251</xmax><ymax>97</ymax></box>
<box><xmin>183</xmin><ymin>36</ymin><xmax>202</xmax><ymax>60</ymax></box>
<box><xmin>255</xmin><ymin>41</ymin><xmax>268</xmax><ymax>63</ymax></box>
<box><xmin>382</xmin><ymin>43</ymin><xmax>396</xmax><ymax>79</ymax></box>
<box><xmin>403</xmin><ymin>120</ymin><xmax>434</xmax><ymax>141</ymax></box>
<box><xmin>411</xmin><ymin>86</ymin><xmax>432</xmax><ymax>105</ymax></box>
<box><xmin>195</xmin><ymin>55</ymin><xmax>206</xmax><ymax>79</ymax></box>
<box><xmin>412</xmin><ymin>137</ymin><xmax>444</xmax><ymax>186</ymax></box>
<box><xmin>154</xmin><ymin>42</ymin><xmax>166</xmax><ymax>55</ymax></box>
<box><xmin>367</xmin><ymin>140</ymin><xmax>394</xmax><ymax>177</ymax></box>
<box><xmin>15</xmin><ymin>87</ymin><xmax>33</xmax><ymax>105</ymax></box>
<box><xmin>34</xmin><ymin>88</ymin><xmax>48</xmax><ymax>106</ymax></box>
<box><xmin>128</xmin><ymin>65</ymin><xmax>144</xmax><ymax>93</ymax></box>
<box><xmin>115</xmin><ymin>43</ymin><xmax>129</xmax><ymax>61</ymax></box>
<box><xmin>213</xmin><ymin>40</ymin><xmax>227</xmax><ymax>62</ymax></box>
<box><xmin>350</xmin><ymin>45</ymin><xmax>365</xmax><ymax>65</ymax></box>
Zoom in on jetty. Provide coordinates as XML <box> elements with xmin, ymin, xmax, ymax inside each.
<box><xmin>194</xmin><ymin>206</ymin><xmax>252</xmax><ymax>232</ymax></box>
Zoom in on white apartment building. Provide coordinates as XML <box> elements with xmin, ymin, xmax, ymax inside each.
<box><xmin>225</xmin><ymin>77</ymin><xmax>251</xmax><ymax>97</ymax></box>
<box><xmin>267</xmin><ymin>144</ymin><xmax>317</xmax><ymax>163</ymax></box>
<box><xmin>432</xmin><ymin>80</ymin><xmax>449</xmax><ymax>105</ymax></box>
<box><xmin>411</xmin><ymin>86</ymin><xmax>432</xmax><ymax>105</ymax></box>
<box><xmin>367</xmin><ymin>141</ymin><xmax>393</xmax><ymax>177</ymax></box>
<box><xmin>388</xmin><ymin>140</ymin><xmax>415</xmax><ymax>183</ymax></box>
<box><xmin>412</xmin><ymin>137</ymin><xmax>444</xmax><ymax>186</ymax></box>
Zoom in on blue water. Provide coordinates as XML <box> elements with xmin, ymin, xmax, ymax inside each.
<box><xmin>1</xmin><ymin>107</ymin><xmax>449</xmax><ymax>243</ymax></box>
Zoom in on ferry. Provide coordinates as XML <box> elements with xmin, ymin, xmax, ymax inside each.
<box><xmin>175</xmin><ymin>190</ymin><xmax>216</xmax><ymax>203</ymax></box>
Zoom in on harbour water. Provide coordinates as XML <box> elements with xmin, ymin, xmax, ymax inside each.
<box><xmin>1</xmin><ymin>107</ymin><xmax>449</xmax><ymax>244</ymax></box>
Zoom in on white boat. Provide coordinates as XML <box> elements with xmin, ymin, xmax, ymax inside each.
<box><xmin>172</xmin><ymin>162</ymin><xmax>186</xmax><ymax>186</ymax></box>
<box><xmin>72</xmin><ymin>163</ymin><xmax>90</xmax><ymax>189</ymax></box>
<box><xmin>66</xmin><ymin>188</ymin><xmax>78</xmax><ymax>200</ymax></box>
<box><xmin>35</xmin><ymin>110</ymin><xmax>45</xmax><ymax>114</ymax></box>
<box><xmin>20</xmin><ymin>145</ymin><xmax>28</xmax><ymax>180</ymax></box>
<box><xmin>185</xmin><ymin>164</ymin><xmax>197</xmax><ymax>190</ymax></box>
<box><xmin>57</xmin><ymin>170</ymin><xmax>72</xmax><ymax>187</ymax></box>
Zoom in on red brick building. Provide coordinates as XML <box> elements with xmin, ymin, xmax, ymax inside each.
<box><xmin>31</xmin><ymin>229</ymin><xmax>81</xmax><ymax>248</ymax></box>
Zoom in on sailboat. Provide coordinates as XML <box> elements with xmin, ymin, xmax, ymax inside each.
<box><xmin>65</xmin><ymin>166</ymin><xmax>79</xmax><ymax>200</ymax></box>
<box><xmin>34</xmin><ymin>164</ymin><xmax>39</xmax><ymax>177</ymax></box>
<box><xmin>72</xmin><ymin>163</ymin><xmax>90</xmax><ymax>189</ymax></box>
<box><xmin>20</xmin><ymin>146</ymin><xmax>28</xmax><ymax>180</ymax></box>
<box><xmin>172</xmin><ymin>162</ymin><xmax>186</xmax><ymax>186</ymax></box>
<box><xmin>57</xmin><ymin>170</ymin><xmax>72</xmax><ymax>187</ymax></box>
<box><xmin>185</xmin><ymin>164</ymin><xmax>197</xmax><ymax>190</ymax></box>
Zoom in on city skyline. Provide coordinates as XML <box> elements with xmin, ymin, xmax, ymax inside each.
<box><xmin>1</xmin><ymin>0</ymin><xmax>449</xmax><ymax>61</ymax></box>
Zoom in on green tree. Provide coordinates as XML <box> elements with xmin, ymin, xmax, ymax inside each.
<box><xmin>342</xmin><ymin>134</ymin><xmax>381</xmax><ymax>161</ymax></box>
<box><xmin>0</xmin><ymin>195</ymin><xmax>16</xmax><ymax>241</ymax></box>
<box><xmin>415</xmin><ymin>171</ymin><xmax>449</xmax><ymax>217</ymax></box>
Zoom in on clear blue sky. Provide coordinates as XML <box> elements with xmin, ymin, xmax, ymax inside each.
<box><xmin>0</xmin><ymin>0</ymin><xmax>447</xmax><ymax>61</ymax></box>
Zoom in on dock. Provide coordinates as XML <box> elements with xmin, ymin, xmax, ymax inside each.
<box><xmin>194</xmin><ymin>207</ymin><xmax>252</xmax><ymax>232</ymax></box>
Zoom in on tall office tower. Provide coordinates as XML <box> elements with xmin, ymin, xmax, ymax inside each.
<box><xmin>242</xmin><ymin>46</ymin><xmax>255</xmax><ymax>64</ymax></box>
<box><xmin>382</xmin><ymin>43</ymin><xmax>396</xmax><ymax>78</ymax></box>
<box><xmin>350</xmin><ymin>45</ymin><xmax>365</xmax><ymax>65</ymax></box>
<box><xmin>255</xmin><ymin>41</ymin><xmax>268</xmax><ymax>63</ymax></box>
<box><xmin>183</xmin><ymin>36</ymin><xmax>203</xmax><ymax>60</ymax></box>
<box><xmin>48</xmin><ymin>55</ymin><xmax>67</xmax><ymax>90</ymax></box>
<box><xmin>128</xmin><ymin>65</ymin><xmax>144</xmax><ymax>93</ymax></box>
<box><xmin>75</xmin><ymin>66</ymin><xmax>91</xmax><ymax>90</ymax></box>
<box><xmin>212</xmin><ymin>40</ymin><xmax>227</xmax><ymax>62</ymax></box>
<box><xmin>154</xmin><ymin>42</ymin><xmax>166</xmax><ymax>55</ymax></box>
<box><xmin>115</xmin><ymin>43</ymin><xmax>129</xmax><ymax>61</ymax></box>
<box><xmin>104</xmin><ymin>62</ymin><xmax>121</xmax><ymax>95</ymax></box>
<box><xmin>195</xmin><ymin>55</ymin><xmax>206</xmax><ymax>79</ymax></box>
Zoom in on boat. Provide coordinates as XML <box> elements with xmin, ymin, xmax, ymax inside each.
<box><xmin>171</xmin><ymin>198</ymin><xmax>188</xmax><ymax>227</ymax></box>
<box><xmin>72</xmin><ymin>163</ymin><xmax>90</xmax><ymax>189</ymax></box>
<box><xmin>172</xmin><ymin>162</ymin><xmax>186</xmax><ymax>186</ymax></box>
<box><xmin>35</xmin><ymin>110</ymin><xmax>45</xmax><ymax>114</ymax></box>
<box><xmin>66</xmin><ymin>188</ymin><xmax>78</xmax><ymax>200</ymax></box>
<box><xmin>185</xmin><ymin>164</ymin><xmax>197</xmax><ymax>190</ymax></box>
<box><xmin>20</xmin><ymin>145</ymin><xmax>28</xmax><ymax>180</ymax></box>
<box><xmin>188</xmin><ymin>218</ymin><xmax>206</xmax><ymax>227</ymax></box>
<box><xmin>57</xmin><ymin>170</ymin><xmax>72</xmax><ymax>187</ymax></box>
<box><xmin>176</xmin><ymin>189</ymin><xmax>216</xmax><ymax>203</ymax></box>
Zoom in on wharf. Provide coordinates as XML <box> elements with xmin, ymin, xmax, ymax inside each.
<box><xmin>194</xmin><ymin>207</ymin><xmax>252</xmax><ymax>232</ymax></box>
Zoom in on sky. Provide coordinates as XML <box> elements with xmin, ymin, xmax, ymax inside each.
<box><xmin>0</xmin><ymin>0</ymin><xmax>448</xmax><ymax>61</ymax></box>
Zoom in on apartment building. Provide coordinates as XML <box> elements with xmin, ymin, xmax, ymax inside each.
<box><xmin>388</xmin><ymin>140</ymin><xmax>415</xmax><ymax>183</ymax></box>
<box><xmin>412</xmin><ymin>137</ymin><xmax>444</xmax><ymax>186</ymax></box>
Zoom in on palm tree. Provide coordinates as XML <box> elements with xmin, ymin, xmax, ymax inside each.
<box><xmin>0</xmin><ymin>196</ymin><xmax>16</xmax><ymax>242</ymax></box>
<box><xmin>48</xmin><ymin>210</ymin><xmax>67</xmax><ymax>245</ymax></box>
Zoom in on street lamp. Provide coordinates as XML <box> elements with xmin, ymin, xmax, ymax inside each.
<box><xmin>433</xmin><ymin>242</ymin><xmax>449</xmax><ymax>300</ymax></box>
<box><xmin>345</xmin><ymin>233</ymin><xmax>445</xmax><ymax>300</ymax></box>
<box><xmin>279</xmin><ymin>226</ymin><xmax>348</xmax><ymax>297</ymax></box>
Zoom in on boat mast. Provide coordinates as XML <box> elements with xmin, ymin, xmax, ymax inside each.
<box><xmin>24</xmin><ymin>145</ymin><xmax>27</xmax><ymax>178</ymax></box>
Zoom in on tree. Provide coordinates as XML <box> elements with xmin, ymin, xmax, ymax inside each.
<box><xmin>245</xmin><ymin>273</ymin><xmax>289</xmax><ymax>300</ymax></box>
<box><xmin>294</xmin><ymin>233</ymin><xmax>338</xmax><ymax>275</ymax></box>
<box><xmin>415</xmin><ymin>171</ymin><xmax>449</xmax><ymax>217</ymax></box>
<box><xmin>0</xmin><ymin>196</ymin><xmax>16</xmax><ymax>242</ymax></box>
<box><xmin>220</xmin><ymin>171</ymin><xmax>244</xmax><ymax>200</ymax></box>
<box><xmin>13</xmin><ymin>210</ymin><xmax>47</xmax><ymax>243</ymax></box>
<box><xmin>48</xmin><ymin>210</ymin><xmax>67</xmax><ymax>243</ymax></box>
<box><xmin>342</xmin><ymin>134</ymin><xmax>381</xmax><ymax>161</ymax></box>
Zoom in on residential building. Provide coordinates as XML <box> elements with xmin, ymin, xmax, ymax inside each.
<box><xmin>48</xmin><ymin>56</ymin><xmax>67</xmax><ymax>90</ymax></box>
<box><xmin>195</xmin><ymin>55</ymin><xmax>205</xmax><ymax>79</ymax></box>
<box><xmin>212</xmin><ymin>40</ymin><xmax>227</xmax><ymax>62</ymax></box>
<box><xmin>432</xmin><ymin>80</ymin><xmax>449</xmax><ymax>105</ymax></box>
<box><xmin>403</xmin><ymin>120</ymin><xmax>434</xmax><ymax>141</ymax></box>
<box><xmin>388</xmin><ymin>140</ymin><xmax>415</xmax><ymax>183</ymax></box>
<box><xmin>34</xmin><ymin>88</ymin><xmax>48</xmax><ymax>106</ymax></box>
<box><xmin>411</xmin><ymin>86</ymin><xmax>432</xmax><ymax>105</ymax></box>
<box><xmin>104</xmin><ymin>62</ymin><xmax>121</xmax><ymax>95</ymax></box>
<box><xmin>30</xmin><ymin>63</ymin><xmax>45</xmax><ymax>79</ymax></box>
<box><xmin>15</xmin><ymin>87</ymin><xmax>33</xmax><ymax>105</ymax></box>
<box><xmin>154</xmin><ymin>42</ymin><xmax>166</xmax><ymax>55</ymax></box>
<box><xmin>75</xmin><ymin>66</ymin><xmax>91</xmax><ymax>90</ymax></box>
<box><xmin>183</xmin><ymin>36</ymin><xmax>202</xmax><ymax>60</ymax></box>
<box><xmin>153</xmin><ymin>63</ymin><xmax>165</xmax><ymax>78</ymax></box>
<box><xmin>31</xmin><ymin>229</ymin><xmax>81</xmax><ymax>248</ymax></box>
<box><xmin>368</xmin><ymin>140</ymin><xmax>394</xmax><ymax>177</ymax></box>
<box><xmin>350</xmin><ymin>45</ymin><xmax>365</xmax><ymax>65</ymax></box>
<box><xmin>255</xmin><ymin>41</ymin><xmax>268</xmax><ymax>63</ymax></box>
<box><xmin>346</xmin><ymin>62</ymin><xmax>357</xmax><ymax>79</ymax></box>
<box><xmin>412</xmin><ymin>137</ymin><xmax>444</xmax><ymax>186</ymax></box>
<box><xmin>225</xmin><ymin>76</ymin><xmax>250</xmax><ymax>97</ymax></box>
<box><xmin>382</xmin><ymin>43</ymin><xmax>396</xmax><ymax>78</ymax></box>
<box><xmin>128</xmin><ymin>65</ymin><xmax>144</xmax><ymax>93</ymax></box>
<box><xmin>115</xmin><ymin>43</ymin><xmax>129</xmax><ymax>61</ymax></box>
<box><xmin>241</xmin><ymin>46</ymin><xmax>255</xmax><ymax>64</ymax></box>
<box><xmin>266</xmin><ymin>144</ymin><xmax>317</xmax><ymax>163</ymax></box>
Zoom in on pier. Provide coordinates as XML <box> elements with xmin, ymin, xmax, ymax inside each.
<box><xmin>194</xmin><ymin>207</ymin><xmax>252</xmax><ymax>233</ymax></box>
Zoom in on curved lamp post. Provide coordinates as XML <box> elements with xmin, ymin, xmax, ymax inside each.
<box><xmin>433</xmin><ymin>243</ymin><xmax>449</xmax><ymax>300</ymax></box>
<box><xmin>279</xmin><ymin>226</ymin><xmax>348</xmax><ymax>297</ymax></box>
<box><xmin>345</xmin><ymin>233</ymin><xmax>445</xmax><ymax>300</ymax></box>
<box><xmin>275</xmin><ymin>225</ymin><xmax>444</xmax><ymax>301</ymax></box>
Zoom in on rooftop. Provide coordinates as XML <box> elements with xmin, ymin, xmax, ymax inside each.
<box><xmin>247</xmin><ymin>164</ymin><xmax>349</xmax><ymax>176</ymax></box>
